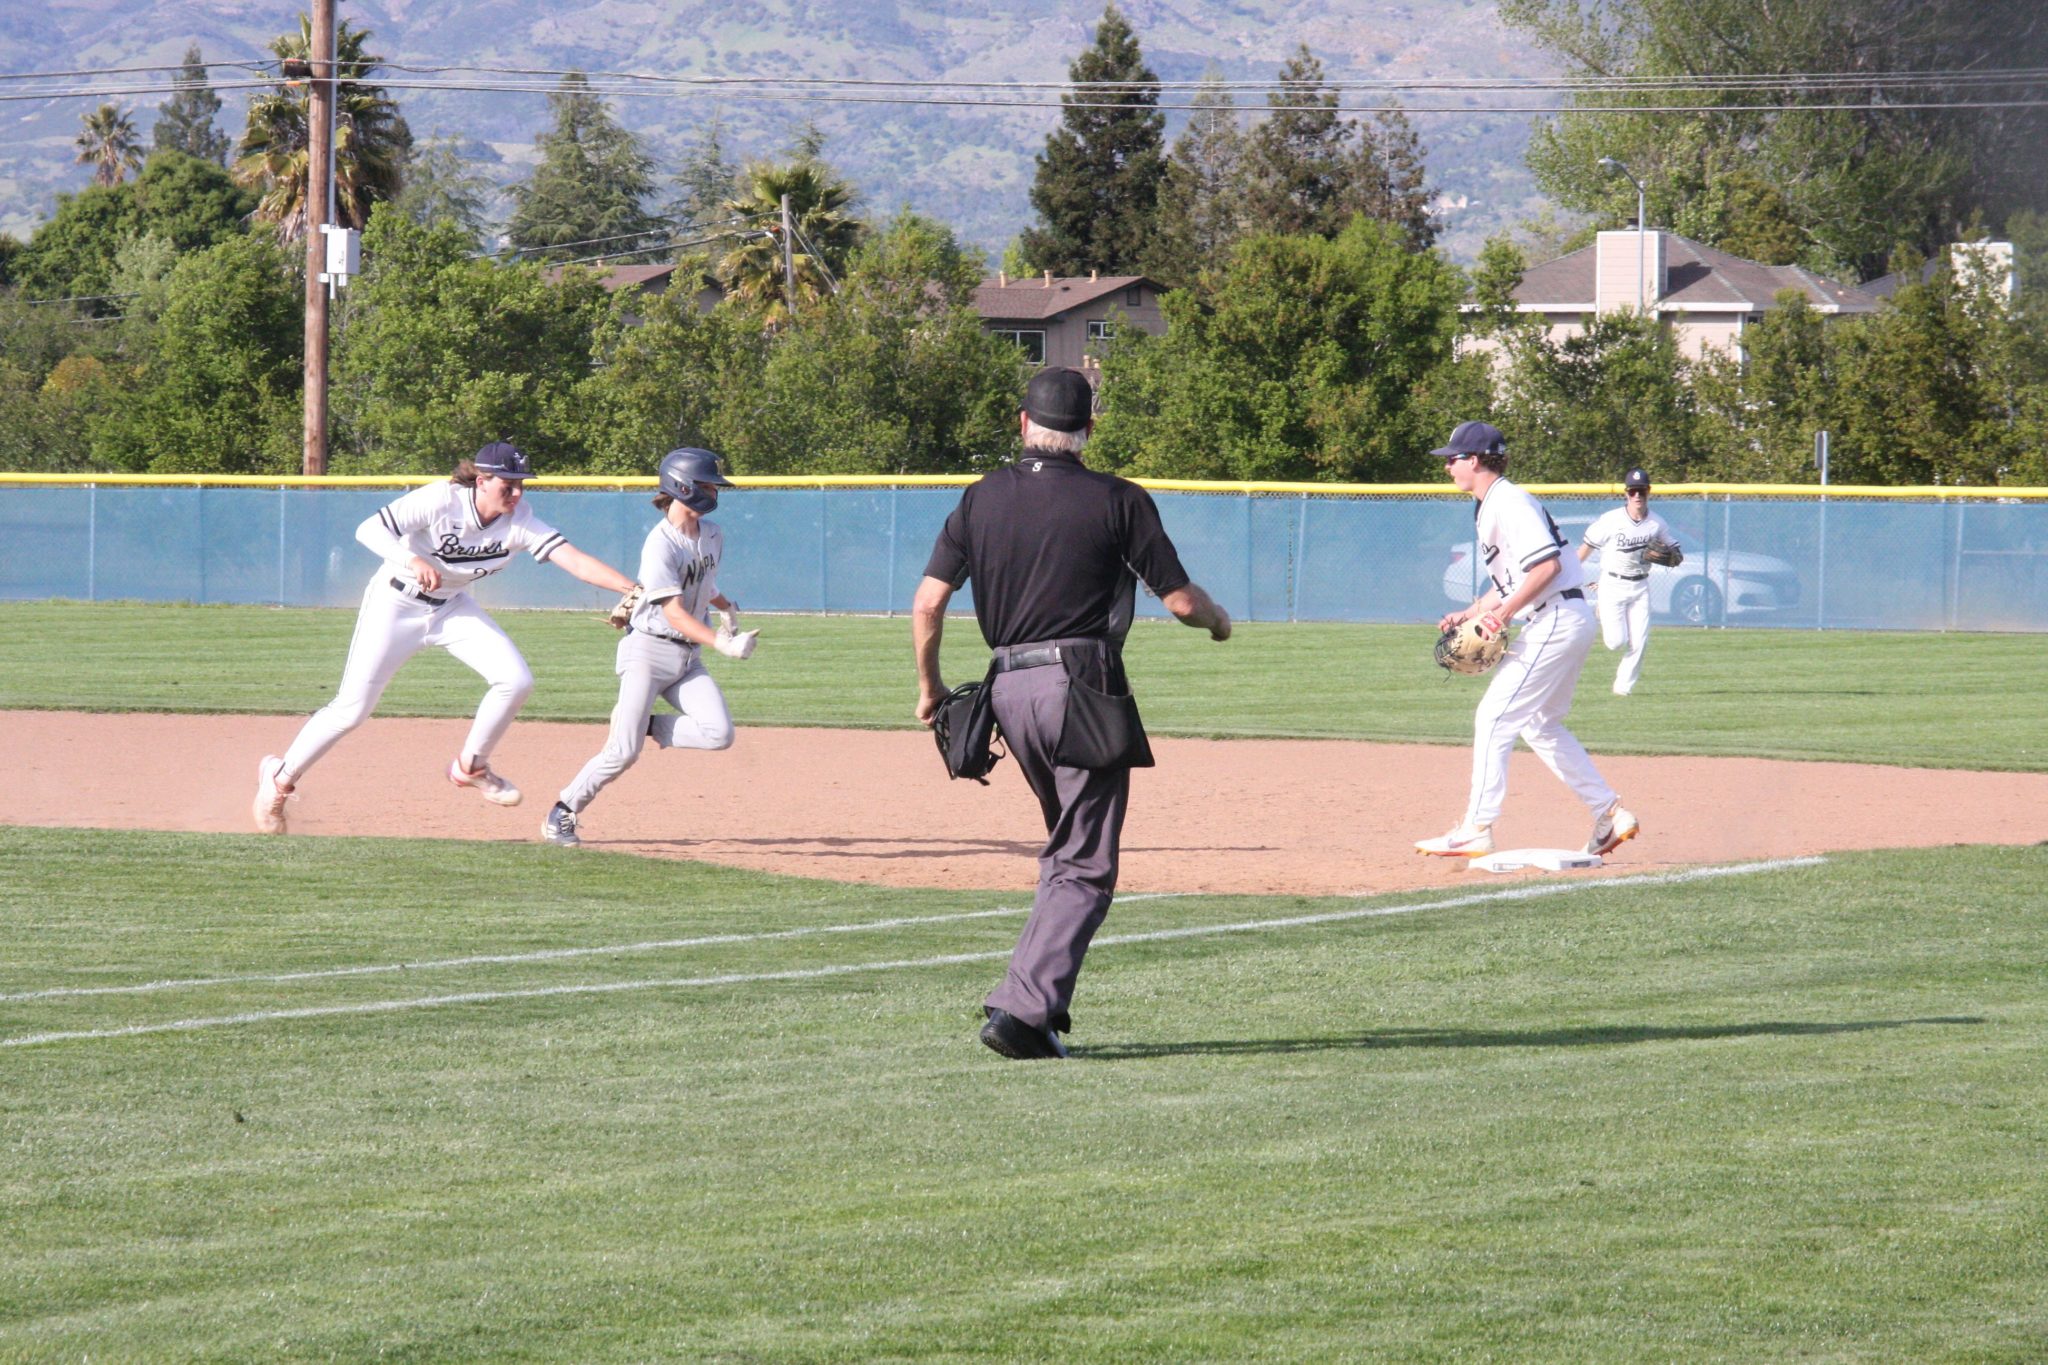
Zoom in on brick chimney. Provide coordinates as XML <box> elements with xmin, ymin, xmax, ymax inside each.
<box><xmin>1043</xmin><ymin>270</ymin><xmax>1052</xmax><ymax>287</ymax></box>
<box><xmin>1596</xmin><ymin>228</ymin><xmax>1665</xmax><ymax>314</ymax></box>
<box><xmin>998</xmin><ymin>270</ymin><xmax>1007</xmax><ymax>287</ymax></box>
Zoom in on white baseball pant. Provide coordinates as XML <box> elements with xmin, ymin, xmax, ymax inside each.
<box><xmin>1598</xmin><ymin>578</ymin><xmax>1653</xmax><ymax>696</ymax></box>
<box><xmin>1464</xmin><ymin>597</ymin><xmax>1617</xmax><ymax>830</ymax></box>
<box><xmin>281</xmin><ymin>580</ymin><xmax>534</xmax><ymax>780</ymax></box>
<box><xmin>557</xmin><ymin>632</ymin><xmax>733</xmax><ymax>814</ymax></box>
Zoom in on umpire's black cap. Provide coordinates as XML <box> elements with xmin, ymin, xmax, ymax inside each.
<box><xmin>1022</xmin><ymin>367</ymin><xmax>1096</xmax><ymax>433</ymax></box>
<box><xmin>1431</xmin><ymin>420</ymin><xmax>1507</xmax><ymax>458</ymax></box>
<box><xmin>1624</xmin><ymin>466</ymin><xmax>1651</xmax><ymax>490</ymax></box>
<box><xmin>474</xmin><ymin>442</ymin><xmax>534</xmax><ymax>480</ymax></box>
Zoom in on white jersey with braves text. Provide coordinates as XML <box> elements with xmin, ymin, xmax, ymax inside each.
<box><xmin>1581</xmin><ymin>506</ymin><xmax>1676</xmax><ymax>582</ymax></box>
<box><xmin>1475</xmin><ymin>477</ymin><xmax>1585</xmax><ymax>616</ymax></box>
<box><xmin>629</xmin><ymin>517</ymin><xmax>722</xmax><ymax>639</ymax></box>
<box><xmin>362</xmin><ymin>481</ymin><xmax>566</xmax><ymax>594</ymax></box>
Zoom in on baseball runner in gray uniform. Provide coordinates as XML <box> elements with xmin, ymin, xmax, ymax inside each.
<box><xmin>541</xmin><ymin>448</ymin><xmax>758</xmax><ymax>847</ymax></box>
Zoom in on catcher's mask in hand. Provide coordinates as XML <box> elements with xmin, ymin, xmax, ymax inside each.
<box><xmin>1435</xmin><ymin>617</ymin><xmax>1507</xmax><ymax>676</ymax></box>
<box><xmin>933</xmin><ymin>662</ymin><xmax>1005</xmax><ymax>783</ymax></box>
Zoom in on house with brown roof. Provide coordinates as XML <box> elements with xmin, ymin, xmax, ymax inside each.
<box><xmin>1473</xmin><ymin>229</ymin><xmax>1883</xmax><ymax>361</ymax></box>
<box><xmin>544</xmin><ymin>261</ymin><xmax>727</xmax><ymax>315</ymax></box>
<box><xmin>972</xmin><ymin>272</ymin><xmax>1167</xmax><ymax>380</ymax></box>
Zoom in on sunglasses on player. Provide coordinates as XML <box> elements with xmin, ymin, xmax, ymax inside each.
<box><xmin>1443</xmin><ymin>452</ymin><xmax>1478</xmax><ymax>465</ymax></box>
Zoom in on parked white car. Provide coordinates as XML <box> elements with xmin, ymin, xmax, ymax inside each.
<box><xmin>1440</xmin><ymin>516</ymin><xmax>1801</xmax><ymax>624</ymax></box>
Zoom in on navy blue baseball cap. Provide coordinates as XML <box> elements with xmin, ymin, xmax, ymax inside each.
<box><xmin>473</xmin><ymin>442</ymin><xmax>534</xmax><ymax>479</ymax></box>
<box><xmin>1624</xmin><ymin>467</ymin><xmax>1651</xmax><ymax>490</ymax></box>
<box><xmin>1432</xmin><ymin>421</ymin><xmax>1507</xmax><ymax>458</ymax></box>
<box><xmin>1022</xmin><ymin>367</ymin><xmax>1096</xmax><ymax>433</ymax></box>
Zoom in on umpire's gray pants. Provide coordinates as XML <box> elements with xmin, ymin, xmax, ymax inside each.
<box><xmin>558</xmin><ymin>631</ymin><xmax>733</xmax><ymax>815</ymax></box>
<box><xmin>984</xmin><ymin>660</ymin><xmax>1130</xmax><ymax>1034</ymax></box>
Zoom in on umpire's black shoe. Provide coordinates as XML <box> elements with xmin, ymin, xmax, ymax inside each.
<box><xmin>980</xmin><ymin>1008</ymin><xmax>1069</xmax><ymax>1060</ymax></box>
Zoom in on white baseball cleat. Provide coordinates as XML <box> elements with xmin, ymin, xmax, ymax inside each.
<box><xmin>1416</xmin><ymin>822</ymin><xmax>1494</xmax><ymax>857</ymax></box>
<box><xmin>252</xmin><ymin>755</ymin><xmax>292</xmax><ymax>834</ymax></box>
<box><xmin>449</xmin><ymin>758</ymin><xmax>522</xmax><ymax>807</ymax></box>
<box><xmin>1586</xmin><ymin>800</ymin><xmax>1640</xmax><ymax>856</ymax></box>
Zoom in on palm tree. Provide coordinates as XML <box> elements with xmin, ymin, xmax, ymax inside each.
<box><xmin>234</xmin><ymin>15</ymin><xmax>411</xmax><ymax>242</ymax></box>
<box><xmin>716</xmin><ymin>159</ymin><xmax>863</xmax><ymax>326</ymax></box>
<box><xmin>75</xmin><ymin>104</ymin><xmax>143</xmax><ymax>187</ymax></box>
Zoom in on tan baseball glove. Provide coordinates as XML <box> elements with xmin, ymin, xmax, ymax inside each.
<box><xmin>1644</xmin><ymin>538</ymin><xmax>1684</xmax><ymax>567</ymax></box>
<box><xmin>1435</xmin><ymin>616</ymin><xmax>1508</xmax><ymax>676</ymax></box>
<box><xmin>605</xmin><ymin>583</ymin><xmax>644</xmax><ymax>629</ymax></box>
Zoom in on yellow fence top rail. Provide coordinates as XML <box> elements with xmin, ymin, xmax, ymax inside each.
<box><xmin>1</xmin><ymin>472</ymin><xmax>2044</xmax><ymax>499</ymax></box>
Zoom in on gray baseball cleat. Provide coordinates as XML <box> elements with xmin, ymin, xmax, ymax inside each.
<box><xmin>541</xmin><ymin>802</ymin><xmax>581</xmax><ymax>847</ymax></box>
<box><xmin>1586</xmin><ymin>800</ymin><xmax>1640</xmax><ymax>856</ymax></box>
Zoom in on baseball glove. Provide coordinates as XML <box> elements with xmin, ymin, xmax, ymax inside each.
<box><xmin>1644</xmin><ymin>538</ymin><xmax>1684</xmax><ymax>567</ymax></box>
<box><xmin>1435</xmin><ymin>617</ymin><xmax>1508</xmax><ymax>676</ymax></box>
<box><xmin>605</xmin><ymin>583</ymin><xmax>644</xmax><ymax>629</ymax></box>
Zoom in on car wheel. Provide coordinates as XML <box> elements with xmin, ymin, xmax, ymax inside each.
<box><xmin>1673</xmin><ymin>577</ymin><xmax>1722</xmax><ymax>626</ymax></box>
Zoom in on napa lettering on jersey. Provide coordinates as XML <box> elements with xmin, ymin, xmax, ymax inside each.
<box><xmin>629</xmin><ymin>515</ymin><xmax>723</xmax><ymax>640</ymax></box>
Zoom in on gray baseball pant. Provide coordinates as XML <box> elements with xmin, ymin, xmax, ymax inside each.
<box><xmin>558</xmin><ymin>632</ymin><xmax>733</xmax><ymax>814</ymax></box>
<box><xmin>983</xmin><ymin>658</ymin><xmax>1130</xmax><ymax>1034</ymax></box>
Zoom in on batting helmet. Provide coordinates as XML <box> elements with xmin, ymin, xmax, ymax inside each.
<box><xmin>658</xmin><ymin>447</ymin><xmax>734</xmax><ymax>513</ymax></box>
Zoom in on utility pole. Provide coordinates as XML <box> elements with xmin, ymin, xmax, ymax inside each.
<box><xmin>780</xmin><ymin>192</ymin><xmax>796</xmax><ymax>312</ymax></box>
<box><xmin>300</xmin><ymin>0</ymin><xmax>336</xmax><ymax>476</ymax></box>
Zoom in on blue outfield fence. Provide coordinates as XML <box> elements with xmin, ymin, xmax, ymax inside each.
<box><xmin>4</xmin><ymin>484</ymin><xmax>2048</xmax><ymax>632</ymax></box>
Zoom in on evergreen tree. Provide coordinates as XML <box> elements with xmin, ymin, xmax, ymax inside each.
<box><xmin>1241</xmin><ymin>47</ymin><xmax>1351</xmax><ymax>237</ymax></box>
<box><xmin>670</xmin><ymin>113</ymin><xmax>739</xmax><ymax>227</ymax></box>
<box><xmin>1018</xmin><ymin>4</ymin><xmax>1166</xmax><ymax>276</ymax></box>
<box><xmin>1143</xmin><ymin>69</ymin><xmax>1245</xmax><ymax>288</ymax></box>
<box><xmin>76</xmin><ymin>104</ymin><xmax>143</xmax><ymax>188</ymax></box>
<box><xmin>505</xmin><ymin>73</ymin><xmax>662</xmax><ymax>263</ymax></box>
<box><xmin>1241</xmin><ymin>47</ymin><xmax>1435</xmax><ymax>245</ymax></box>
<box><xmin>153</xmin><ymin>44</ymin><xmax>230</xmax><ymax>165</ymax></box>
<box><xmin>393</xmin><ymin>136</ymin><xmax>495</xmax><ymax>246</ymax></box>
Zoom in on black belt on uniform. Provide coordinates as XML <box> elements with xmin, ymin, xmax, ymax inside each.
<box><xmin>627</xmin><ymin>625</ymin><xmax>692</xmax><ymax>646</ymax></box>
<box><xmin>1529</xmin><ymin>588</ymin><xmax>1586</xmax><ymax>612</ymax></box>
<box><xmin>389</xmin><ymin>576</ymin><xmax>448</xmax><ymax>606</ymax></box>
<box><xmin>992</xmin><ymin>637</ymin><xmax>1110</xmax><ymax>673</ymax></box>
<box><xmin>1612</xmin><ymin>572</ymin><xmax>1648</xmax><ymax>582</ymax></box>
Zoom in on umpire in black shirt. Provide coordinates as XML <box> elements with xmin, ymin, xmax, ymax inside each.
<box><xmin>913</xmin><ymin>366</ymin><xmax>1232</xmax><ymax>1060</ymax></box>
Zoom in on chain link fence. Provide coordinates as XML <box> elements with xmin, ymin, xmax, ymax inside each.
<box><xmin>4</xmin><ymin>482</ymin><xmax>2046</xmax><ymax>631</ymax></box>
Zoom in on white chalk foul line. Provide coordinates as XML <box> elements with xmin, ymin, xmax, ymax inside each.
<box><xmin>0</xmin><ymin>891</ymin><xmax>1191</xmax><ymax>1005</ymax></box>
<box><xmin>1</xmin><ymin>858</ymin><xmax>1824</xmax><ymax>1048</ymax></box>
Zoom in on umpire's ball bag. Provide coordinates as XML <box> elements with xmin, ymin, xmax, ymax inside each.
<box><xmin>1052</xmin><ymin>647</ymin><xmax>1155</xmax><ymax>770</ymax></box>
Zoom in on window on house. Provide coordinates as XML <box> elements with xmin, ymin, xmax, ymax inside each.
<box><xmin>989</xmin><ymin>328</ymin><xmax>1046</xmax><ymax>363</ymax></box>
<box><xmin>1087</xmin><ymin>319</ymin><xmax>1117</xmax><ymax>343</ymax></box>
<box><xmin>1124</xmin><ymin>286</ymin><xmax>1142</xmax><ymax>307</ymax></box>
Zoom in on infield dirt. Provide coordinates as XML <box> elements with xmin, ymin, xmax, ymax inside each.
<box><xmin>5</xmin><ymin>710</ymin><xmax>2043</xmax><ymax>895</ymax></box>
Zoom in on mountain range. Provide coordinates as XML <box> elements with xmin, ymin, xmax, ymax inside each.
<box><xmin>0</xmin><ymin>0</ymin><xmax>1563</xmax><ymax>262</ymax></box>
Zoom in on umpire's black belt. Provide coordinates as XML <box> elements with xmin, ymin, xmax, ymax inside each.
<box><xmin>992</xmin><ymin>636</ymin><xmax>1112</xmax><ymax>673</ymax></box>
<box><xmin>390</xmin><ymin>576</ymin><xmax>449</xmax><ymax>606</ymax></box>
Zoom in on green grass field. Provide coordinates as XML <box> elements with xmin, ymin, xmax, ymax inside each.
<box><xmin>2</xmin><ymin>832</ymin><xmax>2043</xmax><ymax>1360</ymax></box>
<box><xmin>1</xmin><ymin>603</ymin><xmax>2044</xmax><ymax>769</ymax></box>
<box><xmin>3</xmin><ymin>604</ymin><xmax>2046</xmax><ymax>1358</ymax></box>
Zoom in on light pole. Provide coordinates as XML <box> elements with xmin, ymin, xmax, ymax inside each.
<box><xmin>1598</xmin><ymin>157</ymin><xmax>1647</xmax><ymax>315</ymax></box>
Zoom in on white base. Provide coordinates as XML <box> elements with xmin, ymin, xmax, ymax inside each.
<box><xmin>1468</xmin><ymin>847</ymin><xmax>1604</xmax><ymax>874</ymax></box>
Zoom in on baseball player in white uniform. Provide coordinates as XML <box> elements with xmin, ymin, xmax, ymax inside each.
<box><xmin>252</xmin><ymin>442</ymin><xmax>637</xmax><ymax>834</ymax></box>
<box><xmin>1578</xmin><ymin>467</ymin><xmax>1677</xmax><ymax>697</ymax></box>
<box><xmin>1416</xmin><ymin>421</ymin><xmax>1639</xmax><ymax>860</ymax></box>
<box><xmin>540</xmin><ymin>447</ymin><xmax>759</xmax><ymax>847</ymax></box>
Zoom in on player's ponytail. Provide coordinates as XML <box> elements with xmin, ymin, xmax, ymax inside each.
<box><xmin>451</xmin><ymin>458</ymin><xmax>479</xmax><ymax>487</ymax></box>
<box><xmin>651</xmin><ymin>491</ymin><xmax>674</xmax><ymax>511</ymax></box>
